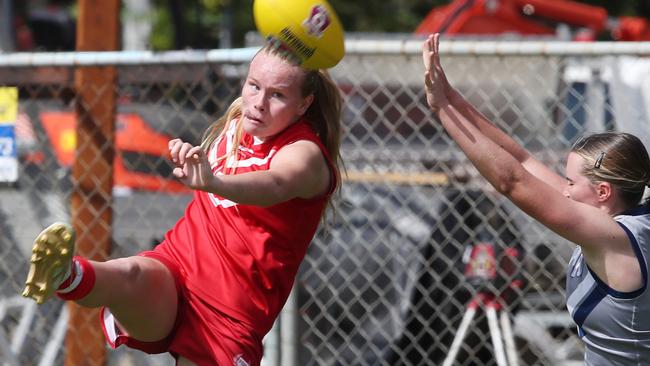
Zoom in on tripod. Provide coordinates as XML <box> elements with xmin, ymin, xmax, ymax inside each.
<box><xmin>442</xmin><ymin>242</ymin><xmax>521</xmax><ymax>366</ymax></box>
<box><xmin>442</xmin><ymin>292</ymin><xmax>518</xmax><ymax>366</ymax></box>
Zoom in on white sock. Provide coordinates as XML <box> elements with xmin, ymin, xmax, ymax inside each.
<box><xmin>57</xmin><ymin>260</ymin><xmax>83</xmax><ymax>294</ymax></box>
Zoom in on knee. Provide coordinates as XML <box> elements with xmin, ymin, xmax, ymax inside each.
<box><xmin>108</xmin><ymin>257</ymin><xmax>144</xmax><ymax>284</ymax></box>
<box><xmin>123</xmin><ymin>259</ymin><xmax>143</xmax><ymax>283</ymax></box>
<box><xmin>105</xmin><ymin>256</ymin><xmax>176</xmax><ymax>302</ymax></box>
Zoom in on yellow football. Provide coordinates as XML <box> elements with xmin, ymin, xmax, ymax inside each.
<box><xmin>253</xmin><ymin>0</ymin><xmax>345</xmax><ymax>69</ymax></box>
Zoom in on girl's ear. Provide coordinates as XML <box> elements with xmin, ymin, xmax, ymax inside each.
<box><xmin>299</xmin><ymin>94</ymin><xmax>314</xmax><ymax>116</ymax></box>
<box><xmin>596</xmin><ymin>181</ymin><xmax>612</xmax><ymax>202</ymax></box>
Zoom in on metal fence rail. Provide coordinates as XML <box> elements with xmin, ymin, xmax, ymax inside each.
<box><xmin>1</xmin><ymin>39</ymin><xmax>650</xmax><ymax>366</ymax></box>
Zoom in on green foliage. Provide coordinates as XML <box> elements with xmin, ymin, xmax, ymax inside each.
<box><xmin>329</xmin><ymin>0</ymin><xmax>446</xmax><ymax>32</ymax></box>
<box><xmin>145</xmin><ymin>0</ymin><xmax>650</xmax><ymax>50</ymax></box>
<box><xmin>150</xmin><ymin>5</ymin><xmax>174</xmax><ymax>50</ymax></box>
<box><xmin>201</xmin><ymin>0</ymin><xmax>223</xmax><ymax>11</ymax></box>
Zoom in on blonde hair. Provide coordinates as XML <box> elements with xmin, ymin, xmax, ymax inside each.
<box><xmin>200</xmin><ymin>43</ymin><xmax>343</xmax><ymax>205</ymax></box>
<box><xmin>571</xmin><ymin>132</ymin><xmax>650</xmax><ymax>208</ymax></box>
<box><xmin>200</xmin><ymin>97</ymin><xmax>244</xmax><ymax>174</ymax></box>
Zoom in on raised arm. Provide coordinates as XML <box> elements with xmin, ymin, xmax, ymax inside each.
<box><xmin>422</xmin><ymin>34</ymin><xmax>630</xmax><ymax>262</ymax></box>
<box><xmin>422</xmin><ymin>34</ymin><xmax>564</xmax><ymax>189</ymax></box>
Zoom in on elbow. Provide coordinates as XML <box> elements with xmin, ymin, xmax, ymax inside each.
<box><xmin>258</xmin><ymin>179</ymin><xmax>292</xmax><ymax>207</ymax></box>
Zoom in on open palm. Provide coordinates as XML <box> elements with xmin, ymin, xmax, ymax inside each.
<box><xmin>422</xmin><ymin>33</ymin><xmax>452</xmax><ymax>113</ymax></box>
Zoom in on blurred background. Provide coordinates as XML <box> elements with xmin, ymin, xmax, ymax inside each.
<box><xmin>1</xmin><ymin>1</ymin><xmax>650</xmax><ymax>366</ymax></box>
<box><xmin>2</xmin><ymin>0</ymin><xmax>650</xmax><ymax>52</ymax></box>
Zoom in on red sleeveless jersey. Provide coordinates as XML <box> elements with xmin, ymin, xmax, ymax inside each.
<box><xmin>159</xmin><ymin>119</ymin><xmax>336</xmax><ymax>335</ymax></box>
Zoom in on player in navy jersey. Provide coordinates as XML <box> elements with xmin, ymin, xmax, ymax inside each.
<box><xmin>22</xmin><ymin>41</ymin><xmax>343</xmax><ymax>366</ymax></box>
<box><xmin>422</xmin><ymin>33</ymin><xmax>650</xmax><ymax>365</ymax></box>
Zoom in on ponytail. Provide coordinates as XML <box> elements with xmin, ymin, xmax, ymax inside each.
<box><xmin>302</xmin><ymin>69</ymin><xmax>343</xmax><ymax>198</ymax></box>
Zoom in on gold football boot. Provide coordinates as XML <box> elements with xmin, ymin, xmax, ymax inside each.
<box><xmin>22</xmin><ymin>223</ymin><xmax>75</xmax><ymax>304</ymax></box>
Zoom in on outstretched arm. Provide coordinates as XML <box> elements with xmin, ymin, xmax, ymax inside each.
<box><xmin>168</xmin><ymin>138</ymin><xmax>331</xmax><ymax>206</ymax></box>
<box><xmin>422</xmin><ymin>33</ymin><xmax>629</xmax><ymax>260</ymax></box>
<box><xmin>422</xmin><ymin>34</ymin><xmax>564</xmax><ymax>189</ymax></box>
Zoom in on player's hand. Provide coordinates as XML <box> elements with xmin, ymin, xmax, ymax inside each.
<box><xmin>168</xmin><ymin>138</ymin><xmax>214</xmax><ymax>190</ymax></box>
<box><xmin>422</xmin><ymin>33</ymin><xmax>451</xmax><ymax>114</ymax></box>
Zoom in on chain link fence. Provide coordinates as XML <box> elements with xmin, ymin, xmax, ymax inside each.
<box><xmin>1</xmin><ymin>39</ymin><xmax>650</xmax><ymax>365</ymax></box>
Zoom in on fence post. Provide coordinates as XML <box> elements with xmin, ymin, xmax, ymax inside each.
<box><xmin>67</xmin><ymin>1</ymin><xmax>119</xmax><ymax>365</ymax></box>
<box><xmin>280</xmin><ymin>285</ymin><xmax>299</xmax><ymax>366</ymax></box>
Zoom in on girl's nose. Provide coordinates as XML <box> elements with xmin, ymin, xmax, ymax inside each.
<box><xmin>253</xmin><ymin>92</ymin><xmax>266</xmax><ymax>111</ymax></box>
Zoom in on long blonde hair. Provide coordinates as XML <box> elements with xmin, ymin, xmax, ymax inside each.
<box><xmin>200</xmin><ymin>43</ymin><xmax>344</xmax><ymax>203</ymax></box>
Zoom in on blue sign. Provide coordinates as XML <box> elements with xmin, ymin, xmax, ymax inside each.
<box><xmin>0</xmin><ymin>125</ymin><xmax>17</xmax><ymax>182</ymax></box>
<box><xmin>0</xmin><ymin>125</ymin><xmax>16</xmax><ymax>158</ymax></box>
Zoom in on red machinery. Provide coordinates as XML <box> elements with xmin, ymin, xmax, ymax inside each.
<box><xmin>415</xmin><ymin>0</ymin><xmax>650</xmax><ymax>41</ymax></box>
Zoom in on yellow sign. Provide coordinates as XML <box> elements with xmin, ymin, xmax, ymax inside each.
<box><xmin>0</xmin><ymin>87</ymin><xmax>18</xmax><ymax>125</ymax></box>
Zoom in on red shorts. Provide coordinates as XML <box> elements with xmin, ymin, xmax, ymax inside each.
<box><xmin>100</xmin><ymin>250</ymin><xmax>263</xmax><ymax>366</ymax></box>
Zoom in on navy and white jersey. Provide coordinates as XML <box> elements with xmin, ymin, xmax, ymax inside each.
<box><xmin>565</xmin><ymin>205</ymin><xmax>650</xmax><ymax>365</ymax></box>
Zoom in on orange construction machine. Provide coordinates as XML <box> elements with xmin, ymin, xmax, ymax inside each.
<box><xmin>415</xmin><ymin>0</ymin><xmax>650</xmax><ymax>41</ymax></box>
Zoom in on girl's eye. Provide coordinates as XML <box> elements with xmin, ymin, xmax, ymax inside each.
<box><xmin>272</xmin><ymin>92</ymin><xmax>283</xmax><ymax>98</ymax></box>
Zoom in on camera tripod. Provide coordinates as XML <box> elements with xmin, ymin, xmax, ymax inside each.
<box><xmin>442</xmin><ymin>292</ymin><xmax>518</xmax><ymax>366</ymax></box>
<box><xmin>442</xmin><ymin>241</ymin><xmax>521</xmax><ymax>366</ymax></box>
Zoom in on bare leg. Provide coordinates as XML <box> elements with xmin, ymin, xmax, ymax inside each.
<box><xmin>23</xmin><ymin>223</ymin><xmax>178</xmax><ymax>342</ymax></box>
<box><xmin>78</xmin><ymin>256</ymin><xmax>178</xmax><ymax>342</ymax></box>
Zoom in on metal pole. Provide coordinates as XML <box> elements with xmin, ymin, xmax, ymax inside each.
<box><xmin>38</xmin><ymin>306</ymin><xmax>69</xmax><ymax>366</ymax></box>
<box><xmin>262</xmin><ymin>319</ymin><xmax>280</xmax><ymax>366</ymax></box>
<box><xmin>280</xmin><ymin>284</ymin><xmax>299</xmax><ymax>366</ymax></box>
<box><xmin>0</xmin><ymin>0</ymin><xmax>14</xmax><ymax>52</ymax></box>
<box><xmin>442</xmin><ymin>299</ymin><xmax>478</xmax><ymax>366</ymax></box>
<box><xmin>486</xmin><ymin>303</ymin><xmax>508</xmax><ymax>366</ymax></box>
<box><xmin>500</xmin><ymin>311</ymin><xmax>519</xmax><ymax>366</ymax></box>
<box><xmin>68</xmin><ymin>1</ymin><xmax>119</xmax><ymax>365</ymax></box>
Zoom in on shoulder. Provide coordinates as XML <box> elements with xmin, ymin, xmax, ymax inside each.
<box><xmin>616</xmin><ymin>208</ymin><xmax>650</xmax><ymax>243</ymax></box>
<box><xmin>276</xmin><ymin>120</ymin><xmax>319</xmax><ymax>144</ymax></box>
<box><xmin>615</xmin><ymin>207</ymin><xmax>650</xmax><ymax>230</ymax></box>
<box><xmin>271</xmin><ymin>120</ymin><xmax>328</xmax><ymax>157</ymax></box>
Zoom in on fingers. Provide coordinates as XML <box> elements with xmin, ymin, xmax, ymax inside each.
<box><xmin>422</xmin><ymin>34</ymin><xmax>432</xmax><ymax>70</ymax></box>
<box><xmin>429</xmin><ymin>33</ymin><xmax>450</xmax><ymax>87</ymax></box>
<box><xmin>168</xmin><ymin>139</ymin><xmax>182</xmax><ymax>163</ymax></box>
<box><xmin>423</xmin><ymin>33</ymin><xmax>444</xmax><ymax>77</ymax></box>
<box><xmin>172</xmin><ymin>166</ymin><xmax>185</xmax><ymax>179</ymax></box>
<box><xmin>431</xmin><ymin>33</ymin><xmax>441</xmax><ymax>70</ymax></box>
<box><xmin>422</xmin><ymin>34</ymin><xmax>437</xmax><ymax>70</ymax></box>
<box><xmin>186</xmin><ymin>146</ymin><xmax>204</xmax><ymax>162</ymax></box>
<box><xmin>433</xmin><ymin>33</ymin><xmax>439</xmax><ymax>54</ymax></box>
<box><xmin>169</xmin><ymin>139</ymin><xmax>203</xmax><ymax>166</ymax></box>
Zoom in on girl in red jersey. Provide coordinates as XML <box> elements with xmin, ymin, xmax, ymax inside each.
<box><xmin>22</xmin><ymin>42</ymin><xmax>343</xmax><ymax>366</ymax></box>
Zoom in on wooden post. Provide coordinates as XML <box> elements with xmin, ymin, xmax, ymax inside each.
<box><xmin>68</xmin><ymin>1</ymin><xmax>119</xmax><ymax>365</ymax></box>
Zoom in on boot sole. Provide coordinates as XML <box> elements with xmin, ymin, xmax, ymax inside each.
<box><xmin>22</xmin><ymin>223</ymin><xmax>75</xmax><ymax>304</ymax></box>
